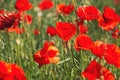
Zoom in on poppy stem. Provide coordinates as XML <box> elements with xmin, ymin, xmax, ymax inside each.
<box><xmin>62</xmin><ymin>41</ymin><xmax>69</xmax><ymax>74</ymax></box>
<box><xmin>99</xmin><ymin>57</ymin><xmax>105</xmax><ymax>80</ymax></box>
<box><xmin>72</xmin><ymin>0</ymin><xmax>80</xmax><ymax>35</ymax></box>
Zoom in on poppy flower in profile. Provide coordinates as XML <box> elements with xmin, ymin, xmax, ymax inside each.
<box><xmin>33</xmin><ymin>29</ymin><xmax>40</xmax><ymax>35</ymax></box>
<box><xmin>82</xmin><ymin>60</ymin><xmax>102</xmax><ymax>80</ymax></box>
<box><xmin>104</xmin><ymin>44</ymin><xmax>120</xmax><ymax>68</ymax></box>
<box><xmin>38</xmin><ymin>0</ymin><xmax>54</xmax><ymax>11</ymax></box>
<box><xmin>74</xmin><ymin>34</ymin><xmax>93</xmax><ymax>51</ymax></box>
<box><xmin>98</xmin><ymin>6</ymin><xmax>119</xmax><ymax>31</ymax></box>
<box><xmin>7</xmin><ymin>20</ymin><xmax>25</xmax><ymax>34</ymax></box>
<box><xmin>112</xmin><ymin>29</ymin><xmax>120</xmax><ymax>38</ymax></box>
<box><xmin>15</xmin><ymin>0</ymin><xmax>32</xmax><ymax>12</ymax></box>
<box><xmin>46</xmin><ymin>26</ymin><xmax>57</xmax><ymax>36</ymax></box>
<box><xmin>56</xmin><ymin>3</ymin><xmax>74</xmax><ymax>15</ymax></box>
<box><xmin>23</xmin><ymin>14</ymin><xmax>32</xmax><ymax>24</ymax></box>
<box><xmin>76</xmin><ymin>6</ymin><xmax>100</xmax><ymax>20</ymax></box>
<box><xmin>82</xmin><ymin>60</ymin><xmax>115</xmax><ymax>80</ymax></box>
<box><xmin>0</xmin><ymin>12</ymin><xmax>17</xmax><ymax>30</ymax></box>
<box><xmin>0</xmin><ymin>61</ymin><xmax>26</xmax><ymax>80</ymax></box>
<box><xmin>90</xmin><ymin>41</ymin><xmax>105</xmax><ymax>58</ymax></box>
<box><xmin>56</xmin><ymin>22</ymin><xmax>76</xmax><ymax>41</ymax></box>
<box><xmin>79</xmin><ymin>25</ymin><xmax>88</xmax><ymax>34</ymax></box>
<box><xmin>33</xmin><ymin>41</ymin><xmax>60</xmax><ymax>66</ymax></box>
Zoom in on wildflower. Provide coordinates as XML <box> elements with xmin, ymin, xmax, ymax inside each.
<box><xmin>0</xmin><ymin>11</ymin><xmax>17</xmax><ymax>30</ymax></box>
<box><xmin>114</xmin><ymin>0</ymin><xmax>120</xmax><ymax>5</ymax></box>
<box><xmin>0</xmin><ymin>10</ymin><xmax>4</xmax><ymax>14</ymax></box>
<box><xmin>33</xmin><ymin>41</ymin><xmax>60</xmax><ymax>66</ymax></box>
<box><xmin>119</xmin><ymin>17</ymin><xmax>120</xmax><ymax>23</ymax></box>
<box><xmin>104</xmin><ymin>44</ymin><xmax>120</xmax><ymax>68</ymax></box>
<box><xmin>112</xmin><ymin>29</ymin><xmax>120</xmax><ymax>38</ymax></box>
<box><xmin>33</xmin><ymin>29</ymin><xmax>40</xmax><ymax>35</ymax></box>
<box><xmin>15</xmin><ymin>0</ymin><xmax>32</xmax><ymax>12</ymax></box>
<box><xmin>90</xmin><ymin>41</ymin><xmax>120</xmax><ymax>68</ymax></box>
<box><xmin>7</xmin><ymin>20</ymin><xmax>25</xmax><ymax>34</ymax></box>
<box><xmin>102</xmin><ymin>67</ymin><xmax>115</xmax><ymax>80</ymax></box>
<box><xmin>98</xmin><ymin>6</ymin><xmax>119</xmax><ymax>31</ymax></box>
<box><xmin>90</xmin><ymin>41</ymin><xmax>105</xmax><ymax>58</ymax></box>
<box><xmin>74</xmin><ymin>34</ymin><xmax>93</xmax><ymax>51</ymax></box>
<box><xmin>16</xmin><ymin>39</ymin><xmax>21</xmax><ymax>45</ymax></box>
<box><xmin>11</xmin><ymin>64</ymin><xmax>27</xmax><ymax>80</ymax></box>
<box><xmin>76</xmin><ymin>19</ymin><xmax>84</xmax><ymax>25</ymax></box>
<box><xmin>56</xmin><ymin>3</ymin><xmax>74</xmax><ymax>15</ymax></box>
<box><xmin>46</xmin><ymin>26</ymin><xmax>57</xmax><ymax>36</ymax></box>
<box><xmin>38</xmin><ymin>0</ymin><xmax>54</xmax><ymax>11</ymax></box>
<box><xmin>0</xmin><ymin>61</ymin><xmax>26</xmax><ymax>80</ymax></box>
<box><xmin>82</xmin><ymin>60</ymin><xmax>102</xmax><ymax>80</ymax></box>
<box><xmin>23</xmin><ymin>14</ymin><xmax>32</xmax><ymax>24</ymax></box>
<box><xmin>82</xmin><ymin>60</ymin><xmax>115</xmax><ymax>80</ymax></box>
<box><xmin>56</xmin><ymin>22</ymin><xmax>76</xmax><ymax>41</ymax></box>
<box><xmin>77</xmin><ymin>6</ymin><xmax>100</xmax><ymax>20</ymax></box>
<box><xmin>79</xmin><ymin>25</ymin><xmax>88</xmax><ymax>34</ymax></box>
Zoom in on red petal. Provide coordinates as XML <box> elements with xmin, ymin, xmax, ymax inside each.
<box><xmin>56</xmin><ymin>22</ymin><xmax>76</xmax><ymax>41</ymax></box>
<box><xmin>74</xmin><ymin>34</ymin><xmax>93</xmax><ymax>51</ymax></box>
<box><xmin>38</xmin><ymin>0</ymin><xmax>54</xmax><ymax>11</ymax></box>
<box><xmin>82</xmin><ymin>60</ymin><xmax>102</xmax><ymax>80</ymax></box>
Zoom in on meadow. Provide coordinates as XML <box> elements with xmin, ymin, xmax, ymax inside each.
<box><xmin>0</xmin><ymin>0</ymin><xmax>120</xmax><ymax>80</ymax></box>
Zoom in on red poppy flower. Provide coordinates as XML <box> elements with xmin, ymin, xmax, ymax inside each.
<box><xmin>56</xmin><ymin>22</ymin><xmax>76</xmax><ymax>41</ymax></box>
<box><xmin>82</xmin><ymin>60</ymin><xmax>102</xmax><ymax>80</ymax></box>
<box><xmin>90</xmin><ymin>41</ymin><xmax>105</xmax><ymax>58</ymax></box>
<box><xmin>74</xmin><ymin>34</ymin><xmax>93</xmax><ymax>51</ymax></box>
<box><xmin>0</xmin><ymin>61</ymin><xmax>26</xmax><ymax>80</ymax></box>
<box><xmin>104</xmin><ymin>44</ymin><xmax>120</xmax><ymax>68</ymax></box>
<box><xmin>56</xmin><ymin>3</ymin><xmax>74</xmax><ymax>15</ymax></box>
<box><xmin>76</xmin><ymin>19</ymin><xmax>84</xmax><ymax>26</ymax></box>
<box><xmin>77</xmin><ymin>6</ymin><xmax>100</xmax><ymax>20</ymax></box>
<box><xmin>15</xmin><ymin>11</ymin><xmax>22</xmax><ymax>20</ymax></box>
<box><xmin>79</xmin><ymin>25</ymin><xmax>88</xmax><ymax>34</ymax></box>
<box><xmin>76</xmin><ymin>6</ymin><xmax>85</xmax><ymax>20</ymax></box>
<box><xmin>46</xmin><ymin>26</ymin><xmax>57</xmax><ymax>36</ymax></box>
<box><xmin>56</xmin><ymin>3</ymin><xmax>64</xmax><ymax>14</ymax></box>
<box><xmin>119</xmin><ymin>17</ymin><xmax>120</xmax><ymax>23</ymax></box>
<box><xmin>33</xmin><ymin>55</ymin><xmax>50</xmax><ymax>66</ymax></box>
<box><xmin>102</xmin><ymin>67</ymin><xmax>115</xmax><ymax>80</ymax></box>
<box><xmin>0</xmin><ymin>12</ymin><xmax>17</xmax><ymax>30</ymax></box>
<box><xmin>23</xmin><ymin>14</ymin><xmax>32</xmax><ymax>24</ymax></box>
<box><xmin>82</xmin><ymin>60</ymin><xmax>115</xmax><ymax>80</ymax></box>
<box><xmin>0</xmin><ymin>61</ymin><xmax>11</xmax><ymax>79</ymax></box>
<box><xmin>103</xmin><ymin>7</ymin><xmax>119</xmax><ymax>21</ymax></box>
<box><xmin>112</xmin><ymin>29</ymin><xmax>120</xmax><ymax>38</ymax></box>
<box><xmin>98</xmin><ymin>6</ymin><xmax>119</xmax><ymax>31</ymax></box>
<box><xmin>0</xmin><ymin>10</ymin><xmax>4</xmax><ymax>14</ymax></box>
<box><xmin>33</xmin><ymin>29</ymin><xmax>40</xmax><ymax>35</ymax></box>
<box><xmin>38</xmin><ymin>0</ymin><xmax>54</xmax><ymax>11</ymax></box>
<box><xmin>7</xmin><ymin>20</ymin><xmax>25</xmax><ymax>34</ymax></box>
<box><xmin>11</xmin><ymin>64</ymin><xmax>26</xmax><ymax>80</ymax></box>
<box><xmin>33</xmin><ymin>41</ymin><xmax>60</xmax><ymax>66</ymax></box>
<box><xmin>98</xmin><ymin>16</ymin><xmax>118</xmax><ymax>31</ymax></box>
<box><xmin>15</xmin><ymin>0</ymin><xmax>32</xmax><ymax>12</ymax></box>
<box><xmin>114</xmin><ymin>0</ymin><xmax>120</xmax><ymax>5</ymax></box>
